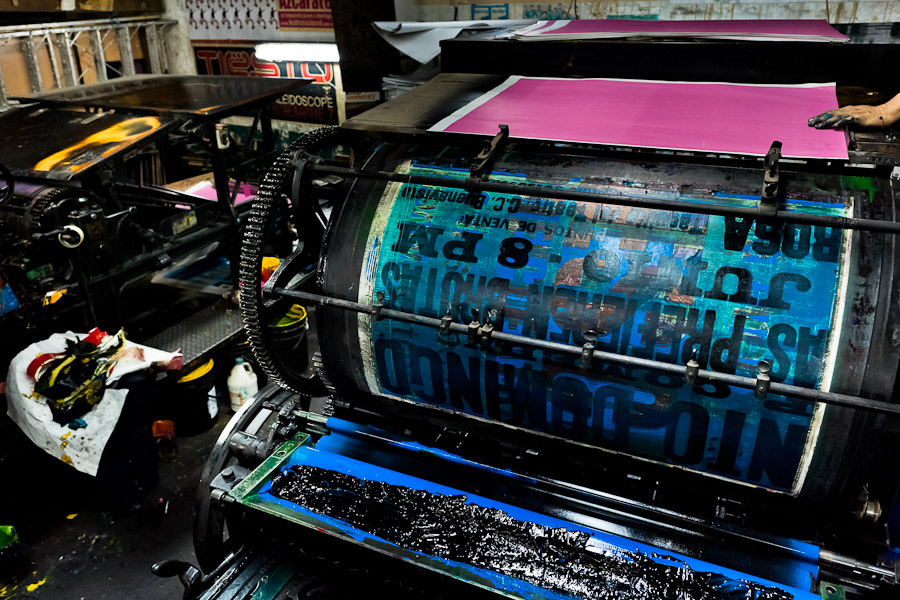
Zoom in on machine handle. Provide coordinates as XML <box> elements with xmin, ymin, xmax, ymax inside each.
<box><xmin>151</xmin><ymin>559</ymin><xmax>202</xmax><ymax>600</ymax></box>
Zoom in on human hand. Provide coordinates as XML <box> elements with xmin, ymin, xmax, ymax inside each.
<box><xmin>808</xmin><ymin>105</ymin><xmax>887</xmax><ymax>129</ymax></box>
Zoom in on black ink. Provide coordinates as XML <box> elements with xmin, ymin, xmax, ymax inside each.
<box><xmin>705</xmin><ymin>267</ymin><xmax>757</xmax><ymax>306</ymax></box>
<box><xmin>664</xmin><ymin>401</ymin><xmax>710</xmax><ymax>464</ymax></box>
<box><xmin>781</xmin><ymin>224</ymin><xmax>811</xmax><ymax>259</ymax></box>
<box><xmin>443</xmin><ymin>232</ymin><xmax>483</xmax><ymax>263</ymax></box>
<box><xmin>748</xmin><ymin>419</ymin><xmax>807</xmax><ymax>489</ymax></box>
<box><xmin>498</xmin><ymin>237</ymin><xmax>533</xmax><ymax>269</ymax></box>
<box><xmin>708</xmin><ymin>410</ymin><xmax>746</xmax><ymax>477</ymax></box>
<box><xmin>760</xmin><ymin>273</ymin><xmax>812</xmax><ymax>310</ymax></box>
<box><xmin>723</xmin><ymin>217</ymin><xmax>754</xmax><ymax>251</ymax></box>
<box><xmin>270</xmin><ymin>466</ymin><xmax>794</xmax><ymax>600</ymax></box>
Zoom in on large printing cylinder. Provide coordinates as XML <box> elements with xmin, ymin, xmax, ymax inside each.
<box><xmin>317</xmin><ymin>141</ymin><xmax>900</xmax><ymax>501</ymax></box>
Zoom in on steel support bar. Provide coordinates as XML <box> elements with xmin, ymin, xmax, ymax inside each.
<box><xmin>0</xmin><ymin>15</ymin><xmax>169</xmax><ymax>37</ymax></box>
<box><xmin>0</xmin><ymin>19</ymin><xmax>174</xmax><ymax>39</ymax></box>
<box><xmin>158</xmin><ymin>24</ymin><xmax>169</xmax><ymax>73</ymax></box>
<box><xmin>0</xmin><ymin>64</ymin><xmax>9</xmax><ymax>111</ymax></box>
<box><xmin>306</xmin><ymin>164</ymin><xmax>900</xmax><ymax>236</ymax></box>
<box><xmin>54</xmin><ymin>32</ymin><xmax>76</xmax><ymax>87</ymax></box>
<box><xmin>90</xmin><ymin>29</ymin><xmax>107</xmax><ymax>82</ymax></box>
<box><xmin>44</xmin><ymin>32</ymin><xmax>62</xmax><ymax>89</ymax></box>
<box><xmin>820</xmin><ymin>549</ymin><xmax>897</xmax><ymax>582</ymax></box>
<box><xmin>145</xmin><ymin>24</ymin><xmax>162</xmax><ymax>74</ymax></box>
<box><xmin>115</xmin><ymin>26</ymin><xmax>135</xmax><ymax>77</ymax></box>
<box><xmin>268</xmin><ymin>286</ymin><xmax>900</xmax><ymax>416</ymax></box>
<box><xmin>20</xmin><ymin>36</ymin><xmax>42</xmax><ymax>93</ymax></box>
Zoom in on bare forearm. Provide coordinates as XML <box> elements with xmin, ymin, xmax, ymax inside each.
<box><xmin>880</xmin><ymin>92</ymin><xmax>900</xmax><ymax>127</ymax></box>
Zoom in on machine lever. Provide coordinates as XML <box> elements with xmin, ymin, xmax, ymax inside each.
<box><xmin>373</xmin><ymin>291</ymin><xmax>385</xmax><ymax>321</ymax></box>
<box><xmin>151</xmin><ymin>560</ymin><xmax>202</xmax><ymax>599</ymax></box>
<box><xmin>759</xmin><ymin>141</ymin><xmax>782</xmax><ymax>217</ymax></box>
<box><xmin>685</xmin><ymin>349</ymin><xmax>700</xmax><ymax>384</ymax></box>
<box><xmin>152</xmin><ymin>546</ymin><xmax>244</xmax><ymax>600</ymax></box>
<box><xmin>755</xmin><ymin>360</ymin><xmax>772</xmax><ymax>399</ymax></box>
<box><xmin>579</xmin><ymin>330</ymin><xmax>598</xmax><ymax>370</ymax></box>
<box><xmin>439</xmin><ymin>306</ymin><xmax>453</xmax><ymax>336</ymax></box>
<box><xmin>468</xmin><ymin>124</ymin><xmax>510</xmax><ymax>180</ymax></box>
<box><xmin>468</xmin><ymin>308</ymin><xmax>480</xmax><ymax>346</ymax></box>
<box><xmin>478</xmin><ymin>310</ymin><xmax>497</xmax><ymax>349</ymax></box>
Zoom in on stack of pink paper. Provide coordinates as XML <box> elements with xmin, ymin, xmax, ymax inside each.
<box><xmin>430</xmin><ymin>76</ymin><xmax>849</xmax><ymax>160</ymax></box>
<box><xmin>512</xmin><ymin>19</ymin><xmax>848</xmax><ymax>43</ymax></box>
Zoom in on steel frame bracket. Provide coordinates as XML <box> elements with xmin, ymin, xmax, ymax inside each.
<box><xmin>579</xmin><ymin>330</ymin><xmax>598</xmax><ymax>370</ymax></box>
<box><xmin>291</xmin><ymin>150</ymin><xmax>322</xmax><ymax>204</ymax></box>
<box><xmin>759</xmin><ymin>140</ymin><xmax>782</xmax><ymax>217</ymax></box>
<box><xmin>373</xmin><ymin>290</ymin><xmax>385</xmax><ymax>321</ymax></box>
<box><xmin>467</xmin><ymin>308</ymin><xmax>481</xmax><ymax>346</ymax></box>
<box><xmin>468</xmin><ymin>123</ymin><xmax>509</xmax><ymax>181</ymax></box>
<box><xmin>754</xmin><ymin>360</ymin><xmax>772</xmax><ymax>399</ymax></box>
<box><xmin>439</xmin><ymin>307</ymin><xmax>453</xmax><ymax>336</ymax></box>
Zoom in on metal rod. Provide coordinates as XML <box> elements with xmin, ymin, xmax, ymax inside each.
<box><xmin>158</xmin><ymin>24</ymin><xmax>169</xmax><ymax>74</ymax></box>
<box><xmin>0</xmin><ymin>20</ymin><xmax>180</xmax><ymax>42</ymax></box>
<box><xmin>820</xmin><ymin>549</ymin><xmax>897</xmax><ymax>581</ymax></box>
<box><xmin>268</xmin><ymin>286</ymin><xmax>900</xmax><ymax>416</ymax></box>
<box><xmin>0</xmin><ymin>16</ymin><xmax>170</xmax><ymax>37</ymax></box>
<box><xmin>40</xmin><ymin>33</ymin><xmax>62</xmax><ymax>89</ymax></box>
<box><xmin>55</xmin><ymin>32</ymin><xmax>77</xmax><ymax>87</ymax></box>
<box><xmin>20</xmin><ymin>35</ymin><xmax>42</xmax><ymax>93</ymax></box>
<box><xmin>145</xmin><ymin>24</ymin><xmax>162</xmax><ymax>74</ymax></box>
<box><xmin>307</xmin><ymin>164</ymin><xmax>900</xmax><ymax>236</ymax></box>
<box><xmin>90</xmin><ymin>29</ymin><xmax>106</xmax><ymax>82</ymax></box>
<box><xmin>0</xmin><ymin>63</ymin><xmax>10</xmax><ymax>111</ymax></box>
<box><xmin>44</xmin><ymin>32</ymin><xmax>62</xmax><ymax>89</ymax></box>
<box><xmin>115</xmin><ymin>26</ymin><xmax>135</xmax><ymax>77</ymax></box>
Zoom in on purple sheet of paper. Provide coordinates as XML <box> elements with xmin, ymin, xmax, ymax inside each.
<box><xmin>520</xmin><ymin>19</ymin><xmax>847</xmax><ymax>40</ymax></box>
<box><xmin>430</xmin><ymin>77</ymin><xmax>849</xmax><ymax>160</ymax></box>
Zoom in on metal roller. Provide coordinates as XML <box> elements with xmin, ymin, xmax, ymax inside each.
<box><xmin>286</xmin><ymin>136</ymin><xmax>900</xmax><ymax>506</ymax></box>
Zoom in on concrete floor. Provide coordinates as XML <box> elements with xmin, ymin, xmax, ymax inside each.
<box><xmin>0</xmin><ymin>410</ymin><xmax>226</xmax><ymax>600</ymax></box>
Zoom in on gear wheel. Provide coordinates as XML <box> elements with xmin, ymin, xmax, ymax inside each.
<box><xmin>1</xmin><ymin>186</ymin><xmax>82</xmax><ymax>239</ymax></box>
<box><xmin>239</xmin><ymin>126</ymin><xmax>342</xmax><ymax>393</ymax></box>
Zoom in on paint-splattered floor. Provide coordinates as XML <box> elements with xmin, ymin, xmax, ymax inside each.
<box><xmin>0</xmin><ymin>409</ymin><xmax>226</xmax><ymax>600</ymax></box>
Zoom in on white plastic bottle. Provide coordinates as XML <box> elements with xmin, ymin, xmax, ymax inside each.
<box><xmin>227</xmin><ymin>358</ymin><xmax>258</xmax><ymax>412</ymax></box>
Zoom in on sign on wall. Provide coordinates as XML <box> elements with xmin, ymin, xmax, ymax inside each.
<box><xmin>187</xmin><ymin>0</ymin><xmax>333</xmax><ymax>41</ymax></box>
<box><xmin>194</xmin><ymin>43</ymin><xmax>342</xmax><ymax>124</ymax></box>
<box><xmin>278</xmin><ymin>0</ymin><xmax>334</xmax><ymax>31</ymax></box>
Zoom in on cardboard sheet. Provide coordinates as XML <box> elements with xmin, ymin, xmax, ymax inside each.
<box><xmin>430</xmin><ymin>76</ymin><xmax>849</xmax><ymax>160</ymax></box>
<box><xmin>513</xmin><ymin>19</ymin><xmax>848</xmax><ymax>42</ymax></box>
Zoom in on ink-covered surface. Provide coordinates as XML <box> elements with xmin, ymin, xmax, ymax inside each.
<box><xmin>354</xmin><ymin>160</ymin><xmax>852</xmax><ymax>494</ymax></box>
<box><xmin>246</xmin><ymin>435</ymin><xmax>819</xmax><ymax>600</ymax></box>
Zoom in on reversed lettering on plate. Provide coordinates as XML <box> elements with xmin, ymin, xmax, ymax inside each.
<box><xmin>360</xmin><ymin>162</ymin><xmax>851</xmax><ymax>492</ymax></box>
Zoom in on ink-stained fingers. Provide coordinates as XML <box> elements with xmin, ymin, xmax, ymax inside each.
<box><xmin>809</xmin><ymin>111</ymin><xmax>856</xmax><ymax>129</ymax></box>
<box><xmin>808</xmin><ymin>112</ymin><xmax>838</xmax><ymax>128</ymax></box>
<box><xmin>809</xmin><ymin>105</ymin><xmax>886</xmax><ymax>129</ymax></box>
<box><xmin>822</xmin><ymin>113</ymin><xmax>848</xmax><ymax>128</ymax></box>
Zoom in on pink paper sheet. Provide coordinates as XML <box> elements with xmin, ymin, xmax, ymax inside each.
<box><xmin>185</xmin><ymin>180</ymin><xmax>259</xmax><ymax>206</ymax></box>
<box><xmin>430</xmin><ymin>77</ymin><xmax>849</xmax><ymax>160</ymax></box>
<box><xmin>522</xmin><ymin>19</ymin><xmax>847</xmax><ymax>40</ymax></box>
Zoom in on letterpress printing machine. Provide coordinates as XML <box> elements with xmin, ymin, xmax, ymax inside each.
<box><xmin>162</xmin><ymin>54</ymin><xmax>900</xmax><ymax>599</ymax></box>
